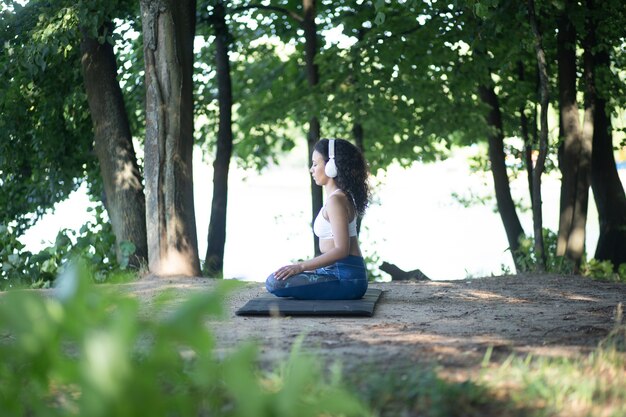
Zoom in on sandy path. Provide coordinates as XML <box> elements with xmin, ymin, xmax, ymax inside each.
<box><xmin>121</xmin><ymin>273</ymin><xmax>626</xmax><ymax>375</ymax></box>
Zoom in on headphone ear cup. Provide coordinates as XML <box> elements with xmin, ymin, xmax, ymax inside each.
<box><xmin>325</xmin><ymin>159</ymin><xmax>337</xmax><ymax>178</ymax></box>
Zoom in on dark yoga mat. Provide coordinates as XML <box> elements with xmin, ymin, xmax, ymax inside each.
<box><xmin>236</xmin><ymin>288</ymin><xmax>383</xmax><ymax>317</ymax></box>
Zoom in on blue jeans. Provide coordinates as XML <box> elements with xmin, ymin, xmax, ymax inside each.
<box><xmin>265</xmin><ymin>255</ymin><xmax>368</xmax><ymax>300</ymax></box>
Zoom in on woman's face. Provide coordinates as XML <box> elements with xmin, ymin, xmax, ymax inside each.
<box><xmin>310</xmin><ymin>150</ymin><xmax>329</xmax><ymax>185</ymax></box>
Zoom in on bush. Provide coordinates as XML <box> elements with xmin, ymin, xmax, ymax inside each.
<box><xmin>1</xmin><ymin>205</ymin><xmax>136</xmax><ymax>290</ymax></box>
<box><xmin>512</xmin><ymin>229</ymin><xmax>575</xmax><ymax>274</ymax></box>
<box><xmin>511</xmin><ymin>228</ymin><xmax>626</xmax><ymax>281</ymax></box>
<box><xmin>0</xmin><ymin>261</ymin><xmax>368</xmax><ymax>417</ymax></box>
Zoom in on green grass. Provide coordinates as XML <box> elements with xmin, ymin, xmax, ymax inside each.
<box><xmin>349</xmin><ymin>348</ymin><xmax>625</xmax><ymax>417</ymax></box>
<box><xmin>477</xmin><ymin>347</ymin><xmax>626</xmax><ymax>417</ymax></box>
<box><xmin>350</xmin><ymin>307</ymin><xmax>626</xmax><ymax>417</ymax></box>
<box><xmin>478</xmin><ymin>306</ymin><xmax>626</xmax><ymax>417</ymax></box>
<box><xmin>351</xmin><ymin>364</ymin><xmax>511</xmax><ymax>417</ymax></box>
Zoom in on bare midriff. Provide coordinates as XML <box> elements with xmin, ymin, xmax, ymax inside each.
<box><xmin>319</xmin><ymin>236</ymin><xmax>362</xmax><ymax>257</ymax></box>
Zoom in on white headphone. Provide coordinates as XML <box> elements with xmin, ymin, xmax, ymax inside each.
<box><xmin>325</xmin><ymin>139</ymin><xmax>338</xmax><ymax>178</ymax></box>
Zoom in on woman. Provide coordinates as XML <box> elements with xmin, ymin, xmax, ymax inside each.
<box><xmin>265</xmin><ymin>138</ymin><xmax>371</xmax><ymax>299</ymax></box>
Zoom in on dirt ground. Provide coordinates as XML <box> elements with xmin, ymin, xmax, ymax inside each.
<box><xmin>121</xmin><ymin>273</ymin><xmax>626</xmax><ymax>376</ymax></box>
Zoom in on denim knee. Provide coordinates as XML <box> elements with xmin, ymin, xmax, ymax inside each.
<box><xmin>265</xmin><ymin>273</ymin><xmax>282</xmax><ymax>294</ymax></box>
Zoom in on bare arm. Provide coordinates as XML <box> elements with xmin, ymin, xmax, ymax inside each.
<box><xmin>274</xmin><ymin>194</ymin><xmax>351</xmax><ymax>280</ymax></box>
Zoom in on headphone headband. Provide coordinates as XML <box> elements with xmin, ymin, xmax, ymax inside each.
<box><xmin>325</xmin><ymin>139</ymin><xmax>338</xmax><ymax>178</ymax></box>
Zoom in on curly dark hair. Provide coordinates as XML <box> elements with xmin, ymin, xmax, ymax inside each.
<box><xmin>314</xmin><ymin>138</ymin><xmax>371</xmax><ymax>216</ymax></box>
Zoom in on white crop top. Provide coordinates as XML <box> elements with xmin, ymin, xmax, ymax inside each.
<box><xmin>313</xmin><ymin>190</ymin><xmax>358</xmax><ymax>240</ymax></box>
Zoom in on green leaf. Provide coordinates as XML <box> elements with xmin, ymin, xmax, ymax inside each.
<box><xmin>119</xmin><ymin>241</ymin><xmax>136</xmax><ymax>256</ymax></box>
<box><xmin>374</xmin><ymin>12</ymin><xmax>385</xmax><ymax>25</ymax></box>
<box><xmin>40</xmin><ymin>258</ymin><xmax>57</xmax><ymax>273</ymax></box>
<box><xmin>474</xmin><ymin>3</ymin><xmax>487</xmax><ymax>18</ymax></box>
<box><xmin>54</xmin><ymin>233</ymin><xmax>71</xmax><ymax>249</ymax></box>
<box><xmin>8</xmin><ymin>253</ymin><xmax>20</xmax><ymax>265</ymax></box>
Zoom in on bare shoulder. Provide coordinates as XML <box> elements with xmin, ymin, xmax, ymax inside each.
<box><xmin>326</xmin><ymin>191</ymin><xmax>352</xmax><ymax>217</ymax></box>
<box><xmin>327</xmin><ymin>190</ymin><xmax>349</xmax><ymax>206</ymax></box>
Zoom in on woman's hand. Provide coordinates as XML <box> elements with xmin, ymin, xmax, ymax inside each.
<box><xmin>274</xmin><ymin>263</ymin><xmax>304</xmax><ymax>280</ymax></box>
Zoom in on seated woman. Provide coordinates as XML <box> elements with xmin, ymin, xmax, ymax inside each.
<box><xmin>265</xmin><ymin>138</ymin><xmax>371</xmax><ymax>300</ymax></box>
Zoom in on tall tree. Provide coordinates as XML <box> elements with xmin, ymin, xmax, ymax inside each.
<box><xmin>364</xmin><ymin>1</ymin><xmax>530</xmax><ymax>269</ymax></box>
<box><xmin>555</xmin><ymin>1</ymin><xmax>592</xmax><ymax>270</ymax></box>
<box><xmin>80</xmin><ymin>22</ymin><xmax>148</xmax><ymax>268</ymax></box>
<box><xmin>588</xmin><ymin>0</ymin><xmax>626</xmax><ymax>269</ymax></box>
<box><xmin>302</xmin><ymin>0</ymin><xmax>323</xmax><ymax>255</ymax></box>
<box><xmin>463</xmin><ymin>5</ymin><xmax>531</xmax><ymax>270</ymax></box>
<box><xmin>196</xmin><ymin>0</ymin><xmax>321</xmax><ymax>274</ymax></box>
<box><xmin>591</xmin><ymin>86</ymin><xmax>626</xmax><ymax>269</ymax></box>
<box><xmin>140</xmin><ymin>0</ymin><xmax>201</xmax><ymax>276</ymax></box>
<box><xmin>227</xmin><ymin>0</ymin><xmax>326</xmax><ymax>255</ymax></box>
<box><xmin>516</xmin><ymin>60</ymin><xmax>536</xmax><ymax>207</ymax></box>
<box><xmin>528</xmin><ymin>0</ymin><xmax>550</xmax><ymax>270</ymax></box>
<box><xmin>203</xmin><ymin>0</ymin><xmax>234</xmax><ymax>277</ymax></box>
<box><xmin>478</xmin><ymin>83</ymin><xmax>526</xmax><ymax>269</ymax></box>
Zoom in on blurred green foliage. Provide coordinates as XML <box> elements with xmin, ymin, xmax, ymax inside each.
<box><xmin>0</xmin><ymin>261</ymin><xmax>369</xmax><ymax>417</ymax></box>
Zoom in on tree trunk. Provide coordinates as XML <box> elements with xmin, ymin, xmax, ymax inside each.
<box><xmin>303</xmin><ymin>0</ymin><xmax>322</xmax><ymax>256</ymax></box>
<box><xmin>352</xmin><ymin>28</ymin><xmax>366</xmax><ymax>154</ymax></box>
<box><xmin>80</xmin><ymin>24</ymin><xmax>148</xmax><ymax>268</ymax></box>
<box><xmin>478</xmin><ymin>84</ymin><xmax>525</xmax><ymax>271</ymax></box>
<box><xmin>140</xmin><ymin>0</ymin><xmax>201</xmax><ymax>276</ymax></box>
<box><xmin>517</xmin><ymin>61</ymin><xmax>534</xmax><ymax>205</ymax></box>
<box><xmin>352</xmin><ymin>122</ymin><xmax>364</xmax><ymax>235</ymax></box>
<box><xmin>353</xmin><ymin>123</ymin><xmax>364</xmax><ymax>152</ymax></box>
<box><xmin>589</xmin><ymin>21</ymin><xmax>626</xmax><ymax>269</ymax></box>
<box><xmin>592</xmin><ymin>98</ymin><xmax>626</xmax><ymax>269</ymax></box>
<box><xmin>555</xmin><ymin>4</ymin><xmax>591</xmax><ymax>271</ymax></box>
<box><xmin>528</xmin><ymin>0</ymin><xmax>550</xmax><ymax>270</ymax></box>
<box><xmin>351</xmin><ymin>28</ymin><xmax>366</xmax><ymax>236</ymax></box>
<box><xmin>205</xmin><ymin>1</ymin><xmax>234</xmax><ymax>277</ymax></box>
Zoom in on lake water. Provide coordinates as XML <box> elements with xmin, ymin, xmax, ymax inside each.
<box><xmin>20</xmin><ymin>148</ymin><xmax>622</xmax><ymax>281</ymax></box>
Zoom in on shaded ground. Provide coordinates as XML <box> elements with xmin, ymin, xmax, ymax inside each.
<box><xmin>122</xmin><ymin>273</ymin><xmax>626</xmax><ymax>376</ymax></box>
